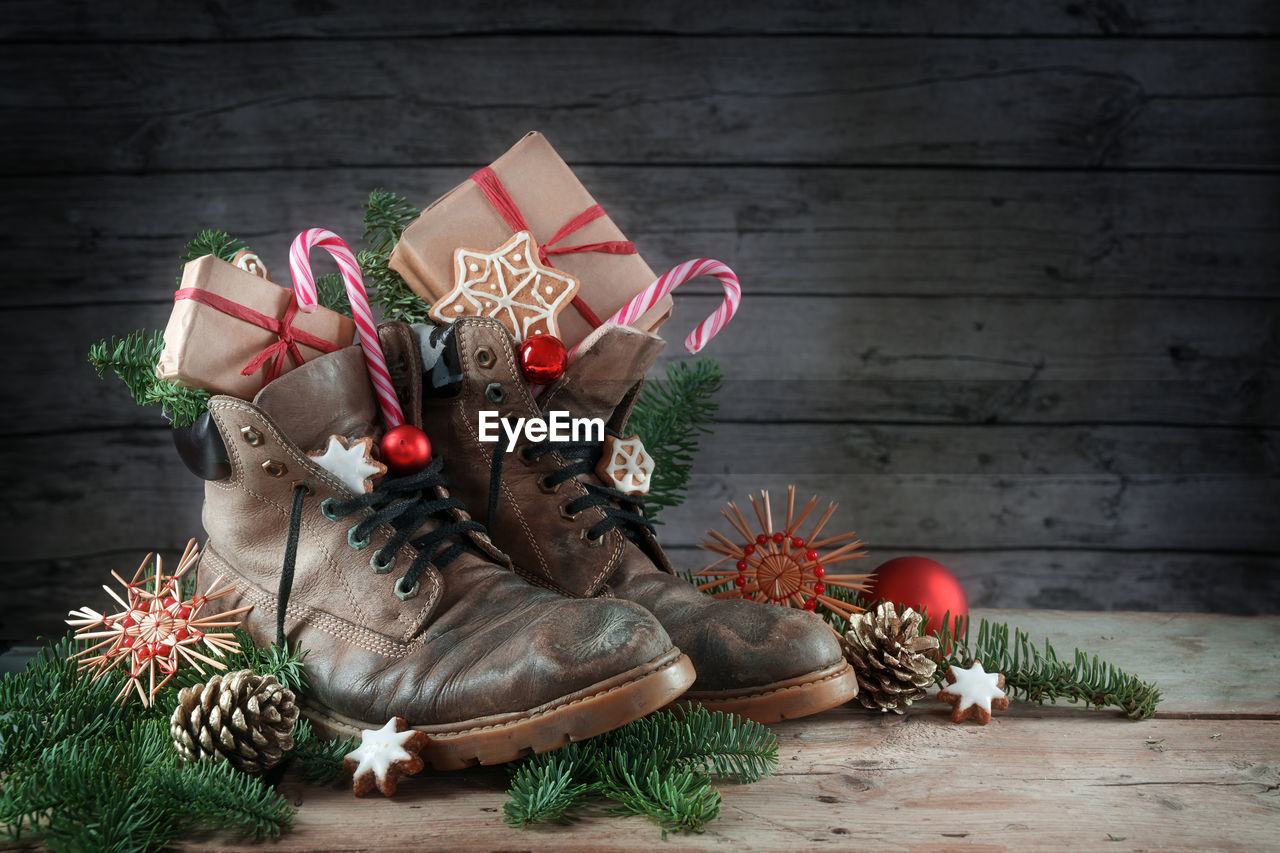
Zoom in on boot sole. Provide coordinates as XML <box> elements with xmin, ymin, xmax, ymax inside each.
<box><xmin>302</xmin><ymin>648</ymin><xmax>696</xmax><ymax>770</ymax></box>
<box><xmin>673</xmin><ymin>660</ymin><xmax>858</xmax><ymax>724</ymax></box>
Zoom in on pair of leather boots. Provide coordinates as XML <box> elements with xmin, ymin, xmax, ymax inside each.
<box><xmin>196</xmin><ymin>317</ymin><xmax>855</xmax><ymax>770</ymax></box>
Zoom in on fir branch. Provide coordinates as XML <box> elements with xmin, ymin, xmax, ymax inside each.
<box><xmin>599</xmin><ymin>763</ymin><xmax>721</xmax><ymax>835</ymax></box>
<box><xmin>87</xmin><ymin>330</ymin><xmax>210</xmax><ymax>427</ymax></box>
<box><xmin>503</xmin><ymin>708</ymin><xmax>775</xmax><ymax>835</ymax></box>
<box><xmin>286</xmin><ymin>719</ymin><xmax>357</xmax><ymax>786</ymax></box>
<box><xmin>357</xmin><ymin>189</ymin><xmax>433</xmax><ymax>324</ymax></box>
<box><xmin>935</xmin><ymin>616</ymin><xmax>1163</xmax><ymax>720</ymax></box>
<box><xmin>315</xmin><ymin>273</ymin><xmax>353</xmax><ymax>319</ymax></box>
<box><xmin>363</xmin><ymin>189</ymin><xmax>420</xmax><ymax>254</ymax></box>
<box><xmin>177</xmin><ymin>229</ymin><xmax>246</xmax><ymax>283</ymax></box>
<box><xmin>627</xmin><ymin>358</ymin><xmax>722</xmax><ymax>520</ymax></box>
<box><xmin>503</xmin><ymin>748</ymin><xmax>597</xmax><ymax>827</ymax></box>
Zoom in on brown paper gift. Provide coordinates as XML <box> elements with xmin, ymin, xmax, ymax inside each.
<box><xmin>389</xmin><ymin>131</ymin><xmax>672</xmax><ymax>349</ymax></box>
<box><xmin>157</xmin><ymin>254</ymin><xmax>356</xmax><ymax>399</ymax></box>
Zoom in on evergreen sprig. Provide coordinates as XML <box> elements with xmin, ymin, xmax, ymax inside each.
<box><xmin>286</xmin><ymin>719</ymin><xmax>357</xmax><ymax>786</ymax></box>
<box><xmin>315</xmin><ymin>273</ymin><xmax>353</xmax><ymax>319</ymax></box>
<box><xmin>177</xmin><ymin>229</ymin><xmax>246</xmax><ymax>282</ymax></box>
<box><xmin>814</xmin><ymin>588</ymin><xmax>1162</xmax><ymax>720</ymax></box>
<box><xmin>358</xmin><ymin>189</ymin><xmax>433</xmax><ymax>324</ymax></box>
<box><xmin>87</xmin><ymin>330</ymin><xmax>210</xmax><ymax>427</ymax></box>
<box><xmin>935</xmin><ymin>615</ymin><xmax>1162</xmax><ymax>720</ymax></box>
<box><xmin>0</xmin><ymin>633</ymin><xmax>303</xmax><ymax>851</ymax></box>
<box><xmin>503</xmin><ymin>705</ymin><xmax>777</xmax><ymax>834</ymax></box>
<box><xmin>627</xmin><ymin>359</ymin><xmax>722</xmax><ymax>519</ymax></box>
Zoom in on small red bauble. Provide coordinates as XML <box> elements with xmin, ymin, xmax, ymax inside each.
<box><xmin>518</xmin><ymin>334</ymin><xmax>568</xmax><ymax>384</ymax></box>
<box><xmin>805</xmin><ymin>550</ymin><xmax>819</xmax><ymax>562</ymax></box>
<box><xmin>735</xmin><ymin>560</ymin><xmax>748</xmax><ymax>571</ymax></box>
<box><xmin>812</xmin><ymin>565</ymin><xmax>826</xmax><ymax>578</ymax></box>
<box><xmin>866</xmin><ymin>556</ymin><xmax>969</xmax><ymax>637</ymax></box>
<box><xmin>812</xmin><ymin>582</ymin><xmax>826</xmax><ymax>596</ymax></box>
<box><xmin>755</xmin><ymin>534</ymin><xmax>768</xmax><ymax>546</ymax></box>
<box><xmin>743</xmin><ymin>544</ymin><xmax>756</xmax><ymax>556</ymax></box>
<box><xmin>380</xmin><ymin>425</ymin><xmax>433</xmax><ymax>476</ymax></box>
<box><xmin>802</xmin><ymin>599</ymin><xmax>817</xmax><ymax>611</ymax></box>
<box><xmin>733</xmin><ymin>575</ymin><xmax>747</xmax><ymax>588</ymax></box>
<box><xmin>771</xmin><ymin>532</ymin><xmax>785</xmax><ymax>544</ymax></box>
<box><xmin>791</xmin><ymin>537</ymin><xmax>805</xmax><ymax>548</ymax></box>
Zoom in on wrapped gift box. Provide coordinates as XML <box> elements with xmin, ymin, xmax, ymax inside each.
<box><xmin>389</xmin><ymin>131</ymin><xmax>672</xmax><ymax>349</ymax></box>
<box><xmin>157</xmin><ymin>254</ymin><xmax>355</xmax><ymax>399</ymax></box>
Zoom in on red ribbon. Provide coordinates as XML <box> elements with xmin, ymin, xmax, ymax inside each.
<box><xmin>174</xmin><ymin>287</ymin><xmax>341</xmax><ymax>383</ymax></box>
<box><xmin>471</xmin><ymin>166</ymin><xmax>637</xmax><ymax>329</ymax></box>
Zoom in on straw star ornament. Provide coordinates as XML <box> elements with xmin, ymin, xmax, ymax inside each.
<box><xmin>66</xmin><ymin>540</ymin><xmax>251</xmax><ymax>707</ymax></box>
<box><xmin>695</xmin><ymin>487</ymin><xmax>872</xmax><ymax>620</ymax></box>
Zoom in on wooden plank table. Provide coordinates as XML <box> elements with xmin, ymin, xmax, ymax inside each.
<box><xmin>145</xmin><ymin>608</ymin><xmax>1276</xmax><ymax>851</ymax></box>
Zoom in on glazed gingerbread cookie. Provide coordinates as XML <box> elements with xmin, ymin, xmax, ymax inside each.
<box><xmin>428</xmin><ymin>230</ymin><xmax>580</xmax><ymax>343</ymax></box>
<box><xmin>343</xmin><ymin>717</ymin><xmax>430</xmax><ymax>797</ymax></box>
<box><xmin>938</xmin><ymin>661</ymin><xmax>1010</xmax><ymax>724</ymax></box>
<box><xmin>308</xmin><ymin>434</ymin><xmax>387</xmax><ymax>495</ymax></box>
<box><xmin>595</xmin><ymin>435</ymin><xmax>654</xmax><ymax>496</ymax></box>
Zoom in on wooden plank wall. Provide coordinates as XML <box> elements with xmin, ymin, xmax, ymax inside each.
<box><xmin>2</xmin><ymin>2</ymin><xmax>1277</xmax><ymax>645</ymax></box>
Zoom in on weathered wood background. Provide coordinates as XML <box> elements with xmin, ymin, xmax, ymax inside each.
<box><xmin>2</xmin><ymin>1</ymin><xmax>1277</xmax><ymax>645</ymax></box>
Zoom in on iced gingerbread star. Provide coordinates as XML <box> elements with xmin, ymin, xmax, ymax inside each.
<box><xmin>343</xmin><ymin>717</ymin><xmax>430</xmax><ymax>797</ymax></box>
<box><xmin>428</xmin><ymin>230</ymin><xmax>580</xmax><ymax>342</ymax></box>
<box><xmin>938</xmin><ymin>661</ymin><xmax>1010</xmax><ymax>724</ymax></box>
<box><xmin>309</xmin><ymin>434</ymin><xmax>386</xmax><ymax>494</ymax></box>
<box><xmin>595</xmin><ymin>435</ymin><xmax>654</xmax><ymax>496</ymax></box>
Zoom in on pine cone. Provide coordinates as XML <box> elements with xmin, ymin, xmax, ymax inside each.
<box><xmin>170</xmin><ymin>669</ymin><xmax>299</xmax><ymax>773</ymax></box>
<box><xmin>841</xmin><ymin>602</ymin><xmax>940</xmax><ymax>714</ymax></box>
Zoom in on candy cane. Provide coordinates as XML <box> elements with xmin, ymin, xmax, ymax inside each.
<box><xmin>289</xmin><ymin>228</ymin><xmax>404</xmax><ymax>428</ymax></box>
<box><xmin>595</xmin><ymin>259</ymin><xmax>741</xmax><ymax>355</ymax></box>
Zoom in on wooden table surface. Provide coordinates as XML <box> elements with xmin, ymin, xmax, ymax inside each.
<box><xmin>155</xmin><ymin>608</ymin><xmax>1279</xmax><ymax>852</ymax></box>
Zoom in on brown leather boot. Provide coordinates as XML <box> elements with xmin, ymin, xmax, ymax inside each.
<box><xmin>196</xmin><ymin>337</ymin><xmax>694</xmax><ymax>769</ymax></box>
<box><xmin>412</xmin><ymin>317</ymin><xmax>857</xmax><ymax>722</ymax></box>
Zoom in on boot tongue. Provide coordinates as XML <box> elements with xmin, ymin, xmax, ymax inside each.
<box><xmin>254</xmin><ymin>346</ymin><xmax>377</xmax><ymax>452</ymax></box>
<box><xmin>538</xmin><ymin>324</ymin><xmax>665</xmax><ymax>422</ymax></box>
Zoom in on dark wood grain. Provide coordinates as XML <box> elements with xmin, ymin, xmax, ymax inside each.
<box><xmin>13</xmin><ymin>293</ymin><xmax>1271</xmax><ymax>434</ymax></box>
<box><xmin>3</xmin><ymin>1</ymin><xmax>1276</xmax><ymax>39</ymax></box>
<box><xmin>10</xmin><ymin>167</ymin><xmax>1279</xmax><ymax>307</ymax></box>
<box><xmin>3</xmin><ymin>38</ymin><xmax>1277</xmax><ymax>173</ymax></box>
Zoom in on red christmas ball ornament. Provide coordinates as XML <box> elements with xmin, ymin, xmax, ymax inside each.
<box><xmin>866</xmin><ymin>556</ymin><xmax>968</xmax><ymax>638</ymax></box>
<box><xmin>380</xmin><ymin>425</ymin><xmax>433</xmax><ymax>476</ymax></box>
<box><xmin>518</xmin><ymin>334</ymin><xmax>568</xmax><ymax>384</ymax></box>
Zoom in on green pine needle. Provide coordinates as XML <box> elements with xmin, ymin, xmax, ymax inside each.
<box><xmin>177</xmin><ymin>229</ymin><xmax>246</xmax><ymax>283</ymax></box>
<box><xmin>87</xmin><ymin>330</ymin><xmax>210</xmax><ymax>427</ymax></box>
<box><xmin>934</xmin><ymin>615</ymin><xmax>1163</xmax><ymax>720</ymax></box>
<box><xmin>503</xmin><ymin>706</ymin><xmax>776</xmax><ymax>834</ymax></box>
<box><xmin>285</xmin><ymin>719</ymin><xmax>357</xmax><ymax>786</ymax></box>
<box><xmin>357</xmin><ymin>189</ymin><xmax>434</xmax><ymax>324</ymax></box>
<box><xmin>1</xmin><ymin>634</ymin><xmax>296</xmax><ymax>850</ymax></box>
<box><xmin>627</xmin><ymin>359</ymin><xmax>722</xmax><ymax>520</ymax></box>
<box><xmin>315</xmin><ymin>273</ymin><xmax>354</xmax><ymax>319</ymax></box>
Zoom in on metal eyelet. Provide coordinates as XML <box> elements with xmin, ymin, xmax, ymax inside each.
<box><xmin>348</xmin><ymin>525</ymin><xmax>371</xmax><ymax>550</ymax></box>
<box><xmin>262</xmin><ymin>460</ymin><xmax>287</xmax><ymax>477</ymax></box>
<box><xmin>475</xmin><ymin>346</ymin><xmax>496</xmax><ymax>368</ymax></box>
<box><xmin>240</xmin><ymin>426</ymin><xmax>263</xmax><ymax>446</ymax></box>
<box><xmin>559</xmin><ymin>502</ymin><xmax>579</xmax><ymax>521</ymax></box>
<box><xmin>484</xmin><ymin>382</ymin><xmax>507</xmax><ymax>404</ymax></box>
<box><xmin>320</xmin><ymin>498</ymin><xmax>341</xmax><ymax>520</ymax></box>
<box><xmin>580</xmin><ymin>528</ymin><xmax>605</xmax><ymax>548</ymax></box>
<box><xmin>370</xmin><ymin>549</ymin><xmax>395</xmax><ymax>574</ymax></box>
<box><xmin>293</xmin><ymin>482</ymin><xmax>314</xmax><ymax>497</ymax></box>
<box><xmin>394</xmin><ymin>577</ymin><xmax>420</xmax><ymax>601</ymax></box>
<box><xmin>537</xmin><ymin>474</ymin><xmax>560</xmax><ymax>494</ymax></box>
<box><xmin>517</xmin><ymin>445</ymin><xmax>535</xmax><ymax>466</ymax></box>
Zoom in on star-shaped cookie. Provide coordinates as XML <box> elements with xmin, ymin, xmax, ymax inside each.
<box><xmin>308</xmin><ymin>434</ymin><xmax>386</xmax><ymax>494</ymax></box>
<box><xmin>938</xmin><ymin>661</ymin><xmax>1010</xmax><ymax>724</ymax></box>
<box><xmin>342</xmin><ymin>717</ymin><xmax>430</xmax><ymax>797</ymax></box>
<box><xmin>595</xmin><ymin>435</ymin><xmax>654</xmax><ymax>496</ymax></box>
<box><xmin>428</xmin><ymin>230</ymin><xmax>581</xmax><ymax>342</ymax></box>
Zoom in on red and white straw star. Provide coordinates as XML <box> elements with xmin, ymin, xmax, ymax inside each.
<box><xmin>66</xmin><ymin>539</ymin><xmax>252</xmax><ymax>707</ymax></box>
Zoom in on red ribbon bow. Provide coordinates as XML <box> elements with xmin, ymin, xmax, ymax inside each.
<box><xmin>470</xmin><ymin>166</ymin><xmax>637</xmax><ymax>329</ymax></box>
<box><xmin>174</xmin><ymin>287</ymin><xmax>341</xmax><ymax>383</ymax></box>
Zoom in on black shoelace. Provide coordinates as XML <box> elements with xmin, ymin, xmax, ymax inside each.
<box><xmin>275</xmin><ymin>456</ymin><xmax>486</xmax><ymax>646</ymax></box>
<box><xmin>487</xmin><ymin>433</ymin><xmax>655</xmax><ymax>545</ymax></box>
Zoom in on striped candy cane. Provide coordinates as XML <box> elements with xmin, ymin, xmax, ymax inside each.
<box><xmin>597</xmin><ymin>259</ymin><xmax>741</xmax><ymax>355</ymax></box>
<box><xmin>289</xmin><ymin>228</ymin><xmax>404</xmax><ymax>428</ymax></box>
